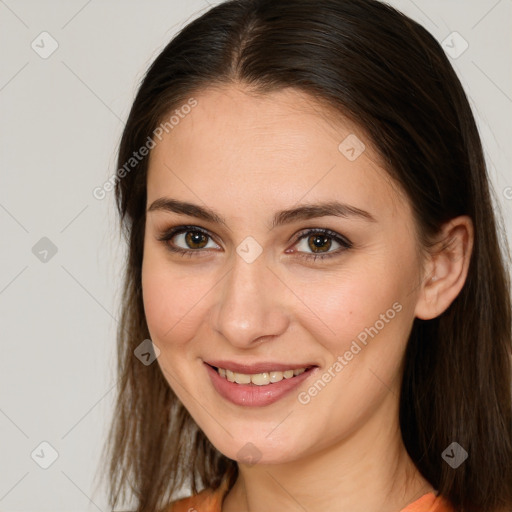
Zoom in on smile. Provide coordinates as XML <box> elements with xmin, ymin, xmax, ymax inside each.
<box><xmin>204</xmin><ymin>362</ymin><xmax>318</xmax><ymax>407</ymax></box>
<box><xmin>215</xmin><ymin>366</ymin><xmax>309</xmax><ymax>386</ymax></box>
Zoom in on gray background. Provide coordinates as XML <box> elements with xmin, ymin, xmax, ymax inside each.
<box><xmin>0</xmin><ymin>0</ymin><xmax>511</xmax><ymax>510</ymax></box>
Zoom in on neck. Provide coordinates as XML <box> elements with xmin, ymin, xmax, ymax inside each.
<box><xmin>222</xmin><ymin>394</ymin><xmax>434</xmax><ymax>512</ymax></box>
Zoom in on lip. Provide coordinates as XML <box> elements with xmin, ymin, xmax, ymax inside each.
<box><xmin>205</xmin><ymin>360</ymin><xmax>317</xmax><ymax>374</ymax></box>
<box><xmin>205</xmin><ymin>362</ymin><xmax>319</xmax><ymax>407</ymax></box>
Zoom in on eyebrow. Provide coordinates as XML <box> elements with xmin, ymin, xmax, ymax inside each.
<box><xmin>147</xmin><ymin>197</ymin><xmax>377</xmax><ymax>230</ymax></box>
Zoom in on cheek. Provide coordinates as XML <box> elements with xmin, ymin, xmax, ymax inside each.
<box><xmin>286</xmin><ymin>270</ymin><xmax>411</xmax><ymax>441</ymax></box>
<box><xmin>294</xmin><ymin>262</ymin><xmax>406</xmax><ymax>354</ymax></box>
<box><xmin>141</xmin><ymin>252</ymin><xmax>213</xmax><ymax>348</ymax></box>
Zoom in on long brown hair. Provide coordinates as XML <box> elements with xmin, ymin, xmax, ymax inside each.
<box><xmin>101</xmin><ymin>1</ymin><xmax>512</xmax><ymax>511</ymax></box>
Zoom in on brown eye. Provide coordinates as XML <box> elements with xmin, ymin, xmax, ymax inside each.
<box><xmin>157</xmin><ymin>225</ymin><xmax>352</xmax><ymax>262</ymax></box>
<box><xmin>157</xmin><ymin>225</ymin><xmax>219</xmax><ymax>256</ymax></box>
<box><xmin>306</xmin><ymin>234</ymin><xmax>333</xmax><ymax>253</ymax></box>
<box><xmin>291</xmin><ymin>228</ymin><xmax>352</xmax><ymax>261</ymax></box>
<box><xmin>183</xmin><ymin>230</ymin><xmax>209</xmax><ymax>249</ymax></box>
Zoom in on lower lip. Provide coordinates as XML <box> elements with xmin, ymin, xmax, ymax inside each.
<box><xmin>205</xmin><ymin>363</ymin><xmax>318</xmax><ymax>407</ymax></box>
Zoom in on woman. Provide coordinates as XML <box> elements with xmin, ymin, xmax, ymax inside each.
<box><xmin>102</xmin><ymin>1</ymin><xmax>512</xmax><ymax>511</ymax></box>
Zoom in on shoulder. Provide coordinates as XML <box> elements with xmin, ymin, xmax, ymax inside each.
<box><xmin>162</xmin><ymin>488</ymin><xmax>455</xmax><ymax>512</ymax></box>
<box><xmin>400</xmin><ymin>492</ymin><xmax>457</xmax><ymax>512</ymax></box>
<box><xmin>161</xmin><ymin>483</ymin><xmax>228</xmax><ymax>512</ymax></box>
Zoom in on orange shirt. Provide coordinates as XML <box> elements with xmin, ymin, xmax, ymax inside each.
<box><xmin>164</xmin><ymin>478</ymin><xmax>455</xmax><ymax>512</ymax></box>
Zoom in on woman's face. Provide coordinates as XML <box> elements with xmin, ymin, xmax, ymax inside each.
<box><xmin>142</xmin><ymin>84</ymin><xmax>426</xmax><ymax>464</ymax></box>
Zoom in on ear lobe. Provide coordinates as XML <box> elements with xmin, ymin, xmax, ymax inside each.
<box><xmin>414</xmin><ymin>216</ymin><xmax>474</xmax><ymax>321</ymax></box>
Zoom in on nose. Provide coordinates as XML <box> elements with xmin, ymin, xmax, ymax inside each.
<box><xmin>212</xmin><ymin>249</ymin><xmax>290</xmax><ymax>348</ymax></box>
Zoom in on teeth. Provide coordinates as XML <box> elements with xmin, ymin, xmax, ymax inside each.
<box><xmin>235</xmin><ymin>373</ymin><xmax>251</xmax><ymax>384</ymax></box>
<box><xmin>269</xmin><ymin>371</ymin><xmax>284</xmax><ymax>383</ymax></box>
<box><xmin>251</xmin><ymin>372</ymin><xmax>270</xmax><ymax>385</ymax></box>
<box><xmin>216</xmin><ymin>366</ymin><xmax>309</xmax><ymax>386</ymax></box>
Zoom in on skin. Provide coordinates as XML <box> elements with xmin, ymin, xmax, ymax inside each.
<box><xmin>141</xmin><ymin>84</ymin><xmax>474</xmax><ymax>512</ymax></box>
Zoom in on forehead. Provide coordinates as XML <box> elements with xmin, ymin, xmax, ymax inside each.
<box><xmin>146</xmin><ymin>84</ymin><xmax>406</xmax><ymax>223</ymax></box>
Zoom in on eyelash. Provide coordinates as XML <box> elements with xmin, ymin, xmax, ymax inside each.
<box><xmin>156</xmin><ymin>225</ymin><xmax>353</xmax><ymax>262</ymax></box>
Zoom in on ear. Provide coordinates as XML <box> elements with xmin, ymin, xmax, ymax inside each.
<box><xmin>414</xmin><ymin>216</ymin><xmax>474</xmax><ymax>320</ymax></box>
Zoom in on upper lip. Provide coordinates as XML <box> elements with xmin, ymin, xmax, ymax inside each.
<box><xmin>205</xmin><ymin>360</ymin><xmax>317</xmax><ymax>374</ymax></box>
